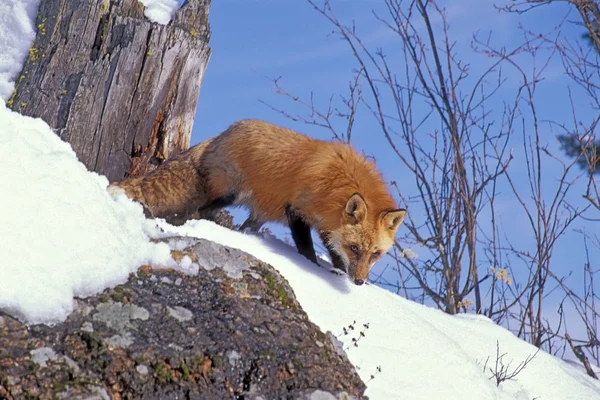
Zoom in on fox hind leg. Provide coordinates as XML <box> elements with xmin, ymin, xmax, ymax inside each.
<box><xmin>239</xmin><ymin>216</ymin><xmax>264</xmax><ymax>232</ymax></box>
<box><xmin>196</xmin><ymin>192</ymin><xmax>237</xmax><ymax>217</ymax></box>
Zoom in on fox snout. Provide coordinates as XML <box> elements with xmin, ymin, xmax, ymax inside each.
<box><xmin>346</xmin><ymin>262</ymin><xmax>370</xmax><ymax>286</ymax></box>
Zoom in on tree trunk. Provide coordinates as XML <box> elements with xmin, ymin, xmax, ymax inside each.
<box><xmin>7</xmin><ymin>0</ymin><xmax>211</xmax><ymax>182</ymax></box>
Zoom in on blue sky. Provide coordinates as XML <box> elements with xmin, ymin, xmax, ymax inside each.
<box><xmin>189</xmin><ymin>0</ymin><xmax>598</xmax><ymax>326</ymax></box>
<box><xmin>193</xmin><ymin>0</ymin><xmax>581</xmax><ymax>141</ymax></box>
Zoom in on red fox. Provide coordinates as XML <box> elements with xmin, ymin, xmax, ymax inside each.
<box><xmin>109</xmin><ymin>120</ymin><xmax>406</xmax><ymax>285</ymax></box>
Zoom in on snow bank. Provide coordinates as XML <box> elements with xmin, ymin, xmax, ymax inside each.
<box><xmin>0</xmin><ymin>101</ymin><xmax>172</xmax><ymax>324</ymax></box>
<box><xmin>0</xmin><ymin>0</ymin><xmax>40</xmax><ymax>100</ymax></box>
<box><xmin>159</xmin><ymin>219</ymin><xmax>600</xmax><ymax>400</ymax></box>
<box><xmin>139</xmin><ymin>0</ymin><xmax>181</xmax><ymax>25</ymax></box>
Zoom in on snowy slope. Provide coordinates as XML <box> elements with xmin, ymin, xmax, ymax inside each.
<box><xmin>159</xmin><ymin>220</ymin><xmax>600</xmax><ymax>400</ymax></box>
<box><xmin>0</xmin><ymin>101</ymin><xmax>172</xmax><ymax>324</ymax></box>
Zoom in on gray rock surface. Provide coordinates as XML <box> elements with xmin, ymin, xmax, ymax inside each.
<box><xmin>0</xmin><ymin>238</ymin><xmax>366</xmax><ymax>399</ymax></box>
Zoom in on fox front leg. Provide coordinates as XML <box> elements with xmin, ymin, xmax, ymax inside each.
<box><xmin>285</xmin><ymin>206</ymin><xmax>318</xmax><ymax>264</ymax></box>
<box><xmin>318</xmin><ymin>232</ymin><xmax>347</xmax><ymax>273</ymax></box>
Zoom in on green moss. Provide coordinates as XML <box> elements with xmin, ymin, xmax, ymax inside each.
<box><xmin>263</xmin><ymin>271</ymin><xmax>291</xmax><ymax>307</ymax></box>
<box><xmin>264</xmin><ymin>271</ymin><xmax>276</xmax><ymax>289</ymax></box>
<box><xmin>153</xmin><ymin>362</ymin><xmax>174</xmax><ymax>383</ymax></box>
<box><xmin>98</xmin><ymin>295</ymin><xmax>111</xmax><ymax>303</ymax></box>
<box><xmin>110</xmin><ymin>291</ymin><xmax>125</xmax><ymax>302</ymax></box>
<box><xmin>277</xmin><ymin>285</ymin><xmax>289</xmax><ymax>305</ymax></box>
<box><xmin>153</xmin><ymin>362</ymin><xmax>163</xmax><ymax>373</ymax></box>
<box><xmin>180</xmin><ymin>361</ymin><xmax>191</xmax><ymax>381</ymax></box>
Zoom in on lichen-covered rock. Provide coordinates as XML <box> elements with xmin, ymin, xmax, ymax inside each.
<box><xmin>0</xmin><ymin>238</ymin><xmax>366</xmax><ymax>399</ymax></box>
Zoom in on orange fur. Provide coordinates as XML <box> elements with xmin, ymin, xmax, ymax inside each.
<box><xmin>110</xmin><ymin>120</ymin><xmax>406</xmax><ymax>284</ymax></box>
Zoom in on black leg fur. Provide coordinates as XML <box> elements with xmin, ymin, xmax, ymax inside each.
<box><xmin>197</xmin><ymin>192</ymin><xmax>236</xmax><ymax>214</ymax></box>
<box><xmin>285</xmin><ymin>205</ymin><xmax>318</xmax><ymax>263</ymax></box>
<box><xmin>319</xmin><ymin>232</ymin><xmax>347</xmax><ymax>272</ymax></box>
<box><xmin>239</xmin><ymin>217</ymin><xmax>264</xmax><ymax>232</ymax></box>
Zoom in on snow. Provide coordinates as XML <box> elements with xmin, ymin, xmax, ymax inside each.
<box><xmin>139</xmin><ymin>0</ymin><xmax>181</xmax><ymax>25</ymax></box>
<box><xmin>0</xmin><ymin>101</ymin><xmax>172</xmax><ymax>324</ymax></box>
<box><xmin>0</xmin><ymin>0</ymin><xmax>40</xmax><ymax>101</ymax></box>
<box><xmin>158</xmin><ymin>220</ymin><xmax>600</xmax><ymax>400</ymax></box>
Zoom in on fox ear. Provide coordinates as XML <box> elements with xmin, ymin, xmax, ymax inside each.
<box><xmin>381</xmin><ymin>209</ymin><xmax>406</xmax><ymax>232</ymax></box>
<box><xmin>344</xmin><ymin>193</ymin><xmax>367</xmax><ymax>224</ymax></box>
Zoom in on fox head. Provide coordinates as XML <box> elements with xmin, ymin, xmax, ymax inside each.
<box><xmin>328</xmin><ymin>193</ymin><xmax>406</xmax><ymax>286</ymax></box>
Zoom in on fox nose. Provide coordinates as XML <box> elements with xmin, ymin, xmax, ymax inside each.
<box><xmin>354</xmin><ymin>279</ymin><xmax>365</xmax><ymax>286</ymax></box>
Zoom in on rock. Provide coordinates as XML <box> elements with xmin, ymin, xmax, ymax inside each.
<box><xmin>0</xmin><ymin>238</ymin><xmax>366</xmax><ymax>399</ymax></box>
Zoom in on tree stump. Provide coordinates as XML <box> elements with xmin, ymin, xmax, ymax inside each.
<box><xmin>8</xmin><ymin>0</ymin><xmax>211</xmax><ymax>182</ymax></box>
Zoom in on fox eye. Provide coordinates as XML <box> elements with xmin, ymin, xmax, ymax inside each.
<box><xmin>371</xmin><ymin>251</ymin><xmax>381</xmax><ymax>259</ymax></box>
<box><xmin>350</xmin><ymin>245</ymin><xmax>360</xmax><ymax>255</ymax></box>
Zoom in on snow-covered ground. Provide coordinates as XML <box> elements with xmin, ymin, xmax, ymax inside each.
<box><xmin>160</xmin><ymin>220</ymin><xmax>600</xmax><ymax>400</ymax></box>
<box><xmin>0</xmin><ymin>101</ymin><xmax>173</xmax><ymax>324</ymax></box>
<box><xmin>1</xmin><ymin>101</ymin><xmax>600</xmax><ymax>400</ymax></box>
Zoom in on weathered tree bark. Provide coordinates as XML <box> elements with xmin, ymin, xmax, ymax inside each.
<box><xmin>8</xmin><ymin>0</ymin><xmax>211</xmax><ymax>182</ymax></box>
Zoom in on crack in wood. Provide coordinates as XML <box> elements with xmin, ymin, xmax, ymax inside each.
<box><xmin>57</xmin><ymin>72</ymin><xmax>83</xmax><ymax>136</ymax></box>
